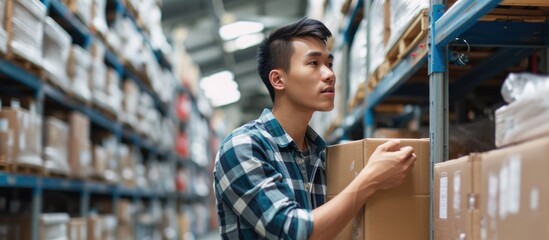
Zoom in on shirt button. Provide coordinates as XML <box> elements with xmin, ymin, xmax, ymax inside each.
<box><xmin>306</xmin><ymin>183</ymin><xmax>311</xmax><ymax>191</ymax></box>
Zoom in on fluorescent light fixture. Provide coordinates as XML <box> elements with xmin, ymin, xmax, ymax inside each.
<box><xmin>223</xmin><ymin>33</ymin><xmax>265</xmax><ymax>52</ymax></box>
<box><xmin>200</xmin><ymin>71</ymin><xmax>241</xmax><ymax>107</ymax></box>
<box><xmin>219</xmin><ymin>21</ymin><xmax>264</xmax><ymax>41</ymax></box>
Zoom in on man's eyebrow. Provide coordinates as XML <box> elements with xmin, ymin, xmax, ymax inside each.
<box><xmin>305</xmin><ymin>51</ymin><xmax>334</xmax><ymax>60</ymax></box>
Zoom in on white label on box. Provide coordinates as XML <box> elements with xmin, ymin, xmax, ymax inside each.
<box><xmin>0</xmin><ymin>119</ymin><xmax>7</xmax><ymax>132</ymax></box>
<box><xmin>488</xmin><ymin>173</ymin><xmax>498</xmax><ymax>219</ymax></box>
<box><xmin>530</xmin><ymin>187</ymin><xmax>539</xmax><ymax>211</ymax></box>
<box><xmin>19</xmin><ymin>132</ymin><xmax>26</xmax><ymax>150</ymax></box>
<box><xmin>499</xmin><ymin>165</ymin><xmax>509</xmax><ymax>220</ymax></box>
<box><xmin>439</xmin><ymin>173</ymin><xmax>448</xmax><ymax>219</ymax></box>
<box><xmin>509</xmin><ymin>156</ymin><xmax>521</xmax><ymax>215</ymax></box>
<box><xmin>453</xmin><ymin>171</ymin><xmax>461</xmax><ymax>216</ymax></box>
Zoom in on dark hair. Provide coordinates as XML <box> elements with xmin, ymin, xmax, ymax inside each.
<box><xmin>256</xmin><ymin>18</ymin><xmax>332</xmax><ymax>102</ymax></box>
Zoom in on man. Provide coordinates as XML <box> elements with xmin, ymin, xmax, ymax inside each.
<box><xmin>213</xmin><ymin>18</ymin><xmax>416</xmax><ymax>239</ymax></box>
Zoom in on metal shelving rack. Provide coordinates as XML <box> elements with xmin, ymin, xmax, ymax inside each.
<box><xmin>0</xmin><ymin>1</ymin><xmax>204</xmax><ymax>239</ymax></box>
<box><xmin>328</xmin><ymin>0</ymin><xmax>549</xmax><ymax>239</ymax></box>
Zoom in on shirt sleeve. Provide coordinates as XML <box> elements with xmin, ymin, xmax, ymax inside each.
<box><xmin>214</xmin><ymin>133</ymin><xmax>314</xmax><ymax>239</ymax></box>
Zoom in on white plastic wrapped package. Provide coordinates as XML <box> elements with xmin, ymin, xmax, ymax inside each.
<box><xmin>91</xmin><ymin>62</ymin><xmax>108</xmax><ymax>107</ymax></box>
<box><xmin>106</xmin><ymin>68</ymin><xmax>122</xmax><ymax>113</ymax></box>
<box><xmin>387</xmin><ymin>0</ymin><xmax>429</xmax><ymax>51</ymax></box>
<box><xmin>368</xmin><ymin>0</ymin><xmax>386</xmax><ymax>74</ymax></box>
<box><xmin>76</xmin><ymin>0</ymin><xmax>93</xmax><ymax>26</ymax></box>
<box><xmin>67</xmin><ymin>45</ymin><xmax>92</xmax><ymax>102</ymax></box>
<box><xmin>92</xmin><ymin>0</ymin><xmax>108</xmax><ymax>36</ymax></box>
<box><xmin>501</xmin><ymin>73</ymin><xmax>549</xmax><ymax>103</ymax></box>
<box><xmin>43</xmin><ymin>17</ymin><xmax>72</xmax><ymax>91</ymax></box>
<box><xmin>8</xmin><ymin>0</ymin><xmax>46</xmax><ymax>67</ymax></box>
<box><xmin>43</xmin><ymin>117</ymin><xmax>70</xmax><ymax>175</ymax></box>
<box><xmin>40</xmin><ymin>213</ymin><xmax>69</xmax><ymax>240</ymax></box>
<box><xmin>349</xmin><ymin>19</ymin><xmax>367</xmax><ymax>98</ymax></box>
<box><xmin>496</xmin><ymin>87</ymin><xmax>549</xmax><ymax>147</ymax></box>
<box><xmin>0</xmin><ymin>0</ymin><xmax>8</xmax><ymax>53</ymax></box>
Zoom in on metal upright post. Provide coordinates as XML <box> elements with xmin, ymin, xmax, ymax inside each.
<box><xmin>429</xmin><ymin>1</ymin><xmax>448</xmax><ymax>240</ymax></box>
<box><xmin>31</xmin><ymin>185</ymin><xmax>42</xmax><ymax>240</ymax></box>
<box><xmin>80</xmin><ymin>189</ymin><xmax>90</xmax><ymax>217</ymax></box>
<box><xmin>363</xmin><ymin>0</ymin><xmax>373</xmax><ymax>138</ymax></box>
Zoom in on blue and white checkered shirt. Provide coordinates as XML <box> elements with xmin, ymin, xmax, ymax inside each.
<box><xmin>214</xmin><ymin>109</ymin><xmax>327</xmax><ymax>239</ymax></box>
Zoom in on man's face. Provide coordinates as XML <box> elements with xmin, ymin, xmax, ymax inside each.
<box><xmin>281</xmin><ymin>36</ymin><xmax>335</xmax><ymax>112</ymax></box>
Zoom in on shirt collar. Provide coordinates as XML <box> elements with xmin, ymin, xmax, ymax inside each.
<box><xmin>259</xmin><ymin>108</ymin><xmax>326</xmax><ymax>150</ymax></box>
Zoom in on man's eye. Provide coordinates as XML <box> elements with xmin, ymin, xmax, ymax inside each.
<box><xmin>327</xmin><ymin>63</ymin><xmax>333</xmax><ymax>69</ymax></box>
<box><xmin>309</xmin><ymin>61</ymin><xmax>318</xmax><ymax>65</ymax></box>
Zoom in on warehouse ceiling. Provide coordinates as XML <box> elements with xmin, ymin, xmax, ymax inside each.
<box><xmin>161</xmin><ymin>0</ymin><xmax>308</xmax><ymax>124</ymax></box>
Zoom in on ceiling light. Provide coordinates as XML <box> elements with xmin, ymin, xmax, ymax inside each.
<box><xmin>223</xmin><ymin>33</ymin><xmax>265</xmax><ymax>52</ymax></box>
<box><xmin>219</xmin><ymin>21</ymin><xmax>264</xmax><ymax>41</ymax></box>
<box><xmin>200</xmin><ymin>71</ymin><xmax>241</xmax><ymax>107</ymax></box>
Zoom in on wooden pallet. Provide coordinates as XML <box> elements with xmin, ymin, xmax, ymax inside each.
<box><xmin>0</xmin><ymin>161</ymin><xmax>11</xmax><ymax>172</ymax></box>
<box><xmin>386</xmin><ymin>9</ymin><xmax>429</xmax><ymax>69</ymax></box>
<box><xmin>347</xmin><ymin>82</ymin><xmax>366</xmax><ymax>111</ymax></box>
<box><xmin>92</xmin><ymin>102</ymin><xmax>118</xmax><ymax>122</ymax></box>
<box><xmin>43</xmin><ymin>168</ymin><xmax>70</xmax><ymax>179</ymax></box>
<box><xmin>3</xmin><ymin>51</ymin><xmax>46</xmax><ymax>80</ymax></box>
<box><xmin>11</xmin><ymin>162</ymin><xmax>43</xmax><ymax>175</ymax></box>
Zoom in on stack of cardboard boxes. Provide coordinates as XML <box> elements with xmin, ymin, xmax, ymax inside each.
<box><xmin>0</xmin><ymin>101</ymin><xmax>43</xmax><ymax>168</ymax></box>
<box><xmin>435</xmin><ymin>73</ymin><xmax>549</xmax><ymax>239</ymax></box>
<box><xmin>327</xmin><ymin>138</ymin><xmax>430</xmax><ymax>240</ymax></box>
<box><xmin>42</xmin><ymin>17</ymin><xmax>72</xmax><ymax>92</ymax></box>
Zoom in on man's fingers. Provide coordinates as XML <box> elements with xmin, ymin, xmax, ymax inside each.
<box><xmin>378</xmin><ymin>139</ymin><xmax>401</xmax><ymax>152</ymax></box>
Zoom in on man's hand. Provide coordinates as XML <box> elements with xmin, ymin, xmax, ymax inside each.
<box><xmin>361</xmin><ymin>139</ymin><xmax>416</xmax><ymax>191</ymax></box>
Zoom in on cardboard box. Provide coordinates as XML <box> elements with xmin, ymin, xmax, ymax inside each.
<box><xmin>0</xmin><ymin>214</ymin><xmax>32</xmax><ymax>240</ymax></box>
<box><xmin>0</xmin><ymin>107</ymin><xmax>42</xmax><ymax>166</ymax></box>
<box><xmin>5</xmin><ymin>0</ymin><xmax>46</xmax><ymax>66</ymax></box>
<box><xmin>434</xmin><ymin>155</ymin><xmax>481</xmax><ymax>240</ymax></box>
<box><xmin>43</xmin><ymin>117</ymin><xmax>70</xmax><ymax>174</ymax></box>
<box><xmin>92</xmin><ymin>145</ymin><xmax>107</xmax><ymax>178</ymax></box>
<box><xmin>67</xmin><ymin>218</ymin><xmax>87</xmax><ymax>240</ymax></box>
<box><xmin>479</xmin><ymin>137</ymin><xmax>549</xmax><ymax>240</ymax></box>
<box><xmin>326</xmin><ymin>138</ymin><xmax>430</xmax><ymax>240</ymax></box>
<box><xmin>87</xmin><ymin>216</ymin><xmax>102</xmax><ymax>240</ymax></box>
<box><xmin>68</xmin><ymin>112</ymin><xmax>92</xmax><ymax>178</ymax></box>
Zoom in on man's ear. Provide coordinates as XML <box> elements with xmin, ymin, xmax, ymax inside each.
<box><xmin>269</xmin><ymin>69</ymin><xmax>285</xmax><ymax>91</ymax></box>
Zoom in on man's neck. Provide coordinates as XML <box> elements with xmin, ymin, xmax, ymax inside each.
<box><xmin>271</xmin><ymin>103</ymin><xmax>313</xmax><ymax>151</ymax></box>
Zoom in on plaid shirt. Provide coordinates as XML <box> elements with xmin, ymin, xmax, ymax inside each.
<box><xmin>214</xmin><ymin>109</ymin><xmax>327</xmax><ymax>239</ymax></box>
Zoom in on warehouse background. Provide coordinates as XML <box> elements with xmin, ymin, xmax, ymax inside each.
<box><xmin>0</xmin><ymin>0</ymin><xmax>548</xmax><ymax>240</ymax></box>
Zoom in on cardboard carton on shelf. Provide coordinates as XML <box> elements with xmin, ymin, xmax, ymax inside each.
<box><xmin>67</xmin><ymin>45</ymin><xmax>93</xmax><ymax>103</ymax></box>
<box><xmin>479</xmin><ymin>137</ymin><xmax>549</xmax><ymax>239</ymax></box>
<box><xmin>326</xmin><ymin>138</ymin><xmax>430</xmax><ymax>240</ymax></box>
<box><xmin>434</xmin><ymin>155</ymin><xmax>482</xmax><ymax>240</ymax></box>
<box><xmin>67</xmin><ymin>218</ymin><xmax>87</xmax><ymax>240</ymax></box>
<box><xmin>68</xmin><ymin>112</ymin><xmax>92</xmax><ymax>178</ymax></box>
<box><xmin>0</xmin><ymin>104</ymin><xmax>43</xmax><ymax>168</ymax></box>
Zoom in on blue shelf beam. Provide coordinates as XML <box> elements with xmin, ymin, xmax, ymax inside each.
<box><xmin>460</xmin><ymin>21</ymin><xmax>549</xmax><ymax>47</ymax></box>
<box><xmin>42</xmin><ymin>178</ymin><xmax>84</xmax><ymax>191</ymax></box>
<box><xmin>435</xmin><ymin>0</ymin><xmax>501</xmax><ymax>47</ymax></box>
<box><xmin>104</xmin><ymin>49</ymin><xmax>125</xmax><ymax>76</ymax></box>
<box><xmin>366</xmin><ymin>52</ymin><xmax>428</xmax><ymax>110</ymax></box>
<box><xmin>48</xmin><ymin>0</ymin><xmax>92</xmax><ymax>48</ymax></box>
<box><xmin>0</xmin><ymin>60</ymin><xmax>42</xmax><ymax>91</ymax></box>
<box><xmin>343</xmin><ymin>0</ymin><xmax>364</xmax><ymax>45</ymax></box>
<box><xmin>450</xmin><ymin>47</ymin><xmax>537</xmax><ymax>99</ymax></box>
<box><xmin>0</xmin><ymin>173</ymin><xmax>39</xmax><ymax>188</ymax></box>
